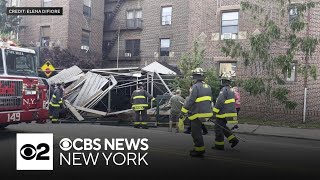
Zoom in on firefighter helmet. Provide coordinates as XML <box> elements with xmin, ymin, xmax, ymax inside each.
<box><xmin>220</xmin><ymin>72</ymin><xmax>232</xmax><ymax>81</ymax></box>
<box><xmin>56</xmin><ymin>80</ymin><xmax>64</xmax><ymax>86</ymax></box>
<box><xmin>192</xmin><ymin>68</ymin><xmax>205</xmax><ymax>76</ymax></box>
<box><xmin>192</xmin><ymin>67</ymin><xmax>205</xmax><ymax>81</ymax></box>
<box><xmin>137</xmin><ymin>82</ymin><xmax>144</xmax><ymax>89</ymax></box>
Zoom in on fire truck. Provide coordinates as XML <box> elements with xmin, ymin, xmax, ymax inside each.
<box><xmin>0</xmin><ymin>41</ymin><xmax>49</xmax><ymax>128</ymax></box>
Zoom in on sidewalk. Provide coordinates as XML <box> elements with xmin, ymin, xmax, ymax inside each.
<box><xmin>229</xmin><ymin>124</ymin><xmax>320</xmax><ymax>141</ymax></box>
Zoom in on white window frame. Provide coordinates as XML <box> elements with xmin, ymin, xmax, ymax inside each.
<box><xmin>160</xmin><ymin>38</ymin><xmax>170</xmax><ymax>56</ymax></box>
<box><xmin>81</xmin><ymin>29</ymin><xmax>91</xmax><ymax>47</ymax></box>
<box><xmin>42</xmin><ymin>0</ymin><xmax>52</xmax><ymax>7</ymax></box>
<box><xmin>221</xmin><ymin>11</ymin><xmax>239</xmax><ymax>40</ymax></box>
<box><xmin>219</xmin><ymin>62</ymin><xmax>237</xmax><ymax>77</ymax></box>
<box><xmin>83</xmin><ymin>0</ymin><xmax>92</xmax><ymax>17</ymax></box>
<box><xmin>161</xmin><ymin>6</ymin><xmax>172</xmax><ymax>25</ymax></box>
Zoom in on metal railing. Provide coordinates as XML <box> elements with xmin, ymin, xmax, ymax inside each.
<box><xmin>126</xmin><ymin>19</ymin><xmax>143</xmax><ymax>29</ymax></box>
<box><xmin>107</xmin><ymin>50</ymin><xmax>141</xmax><ymax>60</ymax></box>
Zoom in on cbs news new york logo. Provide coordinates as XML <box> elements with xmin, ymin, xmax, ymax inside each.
<box><xmin>16</xmin><ymin>133</ymin><xmax>53</xmax><ymax>170</ymax></box>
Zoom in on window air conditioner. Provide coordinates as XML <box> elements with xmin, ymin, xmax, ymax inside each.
<box><xmin>125</xmin><ymin>53</ymin><xmax>132</xmax><ymax>57</ymax></box>
<box><xmin>81</xmin><ymin>45</ymin><xmax>89</xmax><ymax>51</ymax></box>
<box><xmin>222</xmin><ymin>33</ymin><xmax>232</xmax><ymax>40</ymax></box>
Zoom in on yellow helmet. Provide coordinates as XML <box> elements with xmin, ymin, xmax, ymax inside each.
<box><xmin>220</xmin><ymin>72</ymin><xmax>232</xmax><ymax>81</ymax></box>
<box><xmin>192</xmin><ymin>67</ymin><xmax>205</xmax><ymax>76</ymax></box>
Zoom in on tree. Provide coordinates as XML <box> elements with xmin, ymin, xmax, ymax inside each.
<box><xmin>40</xmin><ymin>47</ymin><xmax>99</xmax><ymax>69</ymax></box>
<box><xmin>173</xmin><ymin>41</ymin><xmax>220</xmax><ymax>98</ymax></box>
<box><xmin>221</xmin><ymin>0</ymin><xmax>319</xmax><ymax>110</ymax></box>
<box><xmin>0</xmin><ymin>0</ymin><xmax>21</xmax><ymax>41</ymax></box>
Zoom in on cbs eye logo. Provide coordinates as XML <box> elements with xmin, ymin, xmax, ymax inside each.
<box><xmin>16</xmin><ymin>133</ymin><xmax>53</xmax><ymax>170</ymax></box>
<box><xmin>20</xmin><ymin>143</ymin><xmax>50</xmax><ymax>160</ymax></box>
<box><xmin>59</xmin><ymin>138</ymin><xmax>72</xmax><ymax>151</ymax></box>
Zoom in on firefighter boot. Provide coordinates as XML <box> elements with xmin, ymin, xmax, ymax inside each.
<box><xmin>133</xmin><ymin>122</ymin><xmax>140</xmax><ymax>128</ymax></box>
<box><xmin>189</xmin><ymin>150</ymin><xmax>205</xmax><ymax>157</ymax></box>
<box><xmin>141</xmin><ymin>123</ymin><xmax>149</xmax><ymax>129</ymax></box>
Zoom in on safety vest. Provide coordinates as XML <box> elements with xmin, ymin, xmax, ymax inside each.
<box><xmin>213</xmin><ymin>86</ymin><xmax>237</xmax><ymax>118</ymax></box>
<box><xmin>131</xmin><ymin>89</ymin><xmax>154</xmax><ymax>111</ymax></box>
<box><xmin>181</xmin><ymin>81</ymin><xmax>213</xmax><ymax>120</ymax></box>
<box><xmin>50</xmin><ymin>88</ymin><xmax>63</xmax><ymax>108</ymax></box>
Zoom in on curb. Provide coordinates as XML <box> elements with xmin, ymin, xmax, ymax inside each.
<box><xmin>233</xmin><ymin>131</ymin><xmax>320</xmax><ymax>142</ymax></box>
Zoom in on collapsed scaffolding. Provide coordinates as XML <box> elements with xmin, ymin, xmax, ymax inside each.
<box><xmin>47</xmin><ymin>62</ymin><xmax>179</xmax><ymax>124</ymax></box>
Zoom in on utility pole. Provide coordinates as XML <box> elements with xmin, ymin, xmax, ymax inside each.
<box><xmin>116</xmin><ymin>26</ymin><xmax>120</xmax><ymax>69</ymax></box>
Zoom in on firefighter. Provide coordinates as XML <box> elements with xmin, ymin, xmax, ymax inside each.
<box><xmin>49</xmin><ymin>81</ymin><xmax>64</xmax><ymax>123</ymax></box>
<box><xmin>212</xmin><ymin>73</ymin><xmax>239</xmax><ymax>150</ymax></box>
<box><xmin>184</xmin><ymin>86</ymin><xmax>208</xmax><ymax>135</ymax></box>
<box><xmin>131</xmin><ymin>82</ymin><xmax>155</xmax><ymax>129</ymax></box>
<box><xmin>181</xmin><ymin>68</ymin><xmax>213</xmax><ymax>157</ymax></box>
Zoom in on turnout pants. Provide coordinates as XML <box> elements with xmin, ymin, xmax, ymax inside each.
<box><xmin>191</xmin><ymin>118</ymin><xmax>205</xmax><ymax>152</ymax></box>
<box><xmin>214</xmin><ymin>118</ymin><xmax>237</xmax><ymax>149</ymax></box>
<box><xmin>134</xmin><ymin>109</ymin><xmax>148</xmax><ymax>128</ymax></box>
<box><xmin>49</xmin><ymin>104</ymin><xmax>60</xmax><ymax>122</ymax></box>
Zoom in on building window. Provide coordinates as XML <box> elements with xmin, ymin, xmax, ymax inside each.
<box><xmin>125</xmin><ymin>39</ymin><xmax>140</xmax><ymax>57</ymax></box>
<box><xmin>83</xmin><ymin>0</ymin><xmax>91</xmax><ymax>17</ymax></box>
<box><xmin>11</xmin><ymin>0</ymin><xmax>19</xmax><ymax>7</ymax></box>
<box><xmin>126</xmin><ymin>9</ymin><xmax>142</xmax><ymax>29</ymax></box>
<box><xmin>81</xmin><ymin>30</ymin><xmax>90</xmax><ymax>47</ymax></box>
<box><xmin>289</xmin><ymin>5</ymin><xmax>299</xmax><ymax>23</ymax></box>
<box><xmin>40</xmin><ymin>26</ymin><xmax>50</xmax><ymax>47</ymax></box>
<box><xmin>219</xmin><ymin>62</ymin><xmax>237</xmax><ymax>77</ymax></box>
<box><xmin>0</xmin><ymin>50</ymin><xmax>3</xmax><ymax>74</ymax></box>
<box><xmin>221</xmin><ymin>11</ymin><xmax>239</xmax><ymax>40</ymax></box>
<box><xmin>286</xmin><ymin>64</ymin><xmax>296</xmax><ymax>82</ymax></box>
<box><xmin>160</xmin><ymin>38</ymin><xmax>170</xmax><ymax>56</ymax></box>
<box><xmin>42</xmin><ymin>0</ymin><xmax>52</xmax><ymax>7</ymax></box>
<box><xmin>161</xmin><ymin>6</ymin><xmax>172</xmax><ymax>25</ymax></box>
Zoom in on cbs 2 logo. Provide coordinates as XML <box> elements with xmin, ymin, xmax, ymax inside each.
<box><xmin>20</xmin><ymin>143</ymin><xmax>50</xmax><ymax>160</ymax></box>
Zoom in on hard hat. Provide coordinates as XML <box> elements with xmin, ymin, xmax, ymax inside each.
<box><xmin>220</xmin><ymin>72</ymin><xmax>232</xmax><ymax>81</ymax></box>
<box><xmin>192</xmin><ymin>67</ymin><xmax>205</xmax><ymax>76</ymax></box>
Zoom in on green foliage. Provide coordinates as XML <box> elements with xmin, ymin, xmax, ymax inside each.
<box><xmin>0</xmin><ymin>0</ymin><xmax>21</xmax><ymax>38</ymax></box>
<box><xmin>221</xmin><ymin>0</ymin><xmax>319</xmax><ymax>110</ymax></box>
<box><xmin>173</xmin><ymin>41</ymin><xmax>220</xmax><ymax>98</ymax></box>
<box><xmin>242</xmin><ymin>78</ymin><xmax>265</xmax><ymax>96</ymax></box>
<box><xmin>40</xmin><ymin>47</ymin><xmax>99</xmax><ymax>69</ymax></box>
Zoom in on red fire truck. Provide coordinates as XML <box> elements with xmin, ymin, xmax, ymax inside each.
<box><xmin>0</xmin><ymin>41</ymin><xmax>49</xmax><ymax>128</ymax></box>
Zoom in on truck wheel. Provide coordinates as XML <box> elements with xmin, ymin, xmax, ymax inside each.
<box><xmin>0</xmin><ymin>124</ymin><xmax>9</xmax><ymax>129</ymax></box>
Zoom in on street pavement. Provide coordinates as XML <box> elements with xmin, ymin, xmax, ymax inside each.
<box><xmin>0</xmin><ymin>122</ymin><xmax>319</xmax><ymax>179</ymax></box>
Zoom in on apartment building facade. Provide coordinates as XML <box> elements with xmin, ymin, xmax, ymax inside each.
<box><xmin>104</xmin><ymin>0</ymin><xmax>320</xmax><ymax>122</ymax></box>
<box><xmin>103</xmin><ymin>0</ymin><xmax>214</xmax><ymax>67</ymax></box>
<box><xmin>12</xmin><ymin>0</ymin><xmax>104</xmax><ymax>64</ymax></box>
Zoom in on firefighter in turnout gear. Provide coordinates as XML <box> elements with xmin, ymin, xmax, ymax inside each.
<box><xmin>212</xmin><ymin>73</ymin><xmax>239</xmax><ymax>150</ymax></box>
<box><xmin>181</xmin><ymin>68</ymin><xmax>213</xmax><ymax>157</ymax></box>
<box><xmin>131</xmin><ymin>82</ymin><xmax>155</xmax><ymax>129</ymax></box>
<box><xmin>49</xmin><ymin>81</ymin><xmax>64</xmax><ymax>123</ymax></box>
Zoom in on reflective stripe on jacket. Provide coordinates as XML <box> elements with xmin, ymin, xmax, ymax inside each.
<box><xmin>50</xmin><ymin>88</ymin><xmax>63</xmax><ymax>107</ymax></box>
<box><xmin>181</xmin><ymin>81</ymin><xmax>213</xmax><ymax>120</ymax></box>
<box><xmin>213</xmin><ymin>86</ymin><xmax>237</xmax><ymax>118</ymax></box>
<box><xmin>131</xmin><ymin>89</ymin><xmax>154</xmax><ymax>111</ymax></box>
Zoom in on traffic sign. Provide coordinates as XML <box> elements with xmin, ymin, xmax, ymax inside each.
<box><xmin>41</xmin><ymin>61</ymin><xmax>55</xmax><ymax>77</ymax></box>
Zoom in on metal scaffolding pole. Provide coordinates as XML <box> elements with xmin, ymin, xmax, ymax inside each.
<box><xmin>151</xmin><ymin>73</ymin><xmax>154</xmax><ymax>108</ymax></box>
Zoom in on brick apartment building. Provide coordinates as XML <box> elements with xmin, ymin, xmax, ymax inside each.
<box><xmin>9</xmin><ymin>0</ymin><xmax>104</xmax><ymax>65</ymax></box>
<box><xmin>104</xmin><ymin>0</ymin><xmax>320</xmax><ymax>122</ymax></box>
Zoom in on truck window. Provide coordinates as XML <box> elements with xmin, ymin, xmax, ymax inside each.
<box><xmin>0</xmin><ymin>50</ymin><xmax>3</xmax><ymax>74</ymax></box>
<box><xmin>5</xmin><ymin>50</ymin><xmax>37</xmax><ymax>77</ymax></box>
